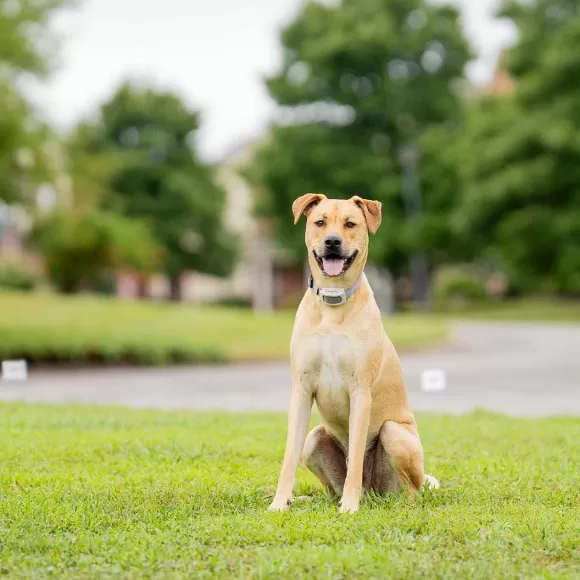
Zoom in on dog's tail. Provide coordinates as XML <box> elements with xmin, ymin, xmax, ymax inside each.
<box><xmin>423</xmin><ymin>474</ymin><xmax>440</xmax><ymax>489</ymax></box>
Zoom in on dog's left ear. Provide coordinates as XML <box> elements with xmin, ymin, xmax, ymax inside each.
<box><xmin>351</xmin><ymin>196</ymin><xmax>382</xmax><ymax>235</ymax></box>
<box><xmin>292</xmin><ymin>193</ymin><xmax>327</xmax><ymax>225</ymax></box>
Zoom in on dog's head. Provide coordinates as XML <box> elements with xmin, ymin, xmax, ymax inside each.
<box><xmin>292</xmin><ymin>193</ymin><xmax>382</xmax><ymax>283</ymax></box>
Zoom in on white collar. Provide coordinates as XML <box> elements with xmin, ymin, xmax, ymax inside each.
<box><xmin>308</xmin><ymin>273</ymin><xmax>363</xmax><ymax>306</ymax></box>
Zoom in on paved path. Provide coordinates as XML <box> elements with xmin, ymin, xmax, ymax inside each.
<box><xmin>1</xmin><ymin>323</ymin><xmax>579</xmax><ymax>417</ymax></box>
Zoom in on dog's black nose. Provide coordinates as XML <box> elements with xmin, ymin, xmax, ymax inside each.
<box><xmin>324</xmin><ymin>235</ymin><xmax>342</xmax><ymax>250</ymax></box>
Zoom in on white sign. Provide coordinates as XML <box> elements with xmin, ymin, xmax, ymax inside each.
<box><xmin>421</xmin><ymin>369</ymin><xmax>446</xmax><ymax>393</ymax></box>
<box><xmin>2</xmin><ymin>360</ymin><xmax>28</xmax><ymax>381</ymax></box>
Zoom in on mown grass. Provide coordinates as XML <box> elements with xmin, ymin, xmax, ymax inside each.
<box><xmin>1</xmin><ymin>404</ymin><xmax>578</xmax><ymax>579</ymax></box>
<box><xmin>444</xmin><ymin>298</ymin><xmax>580</xmax><ymax>323</ymax></box>
<box><xmin>0</xmin><ymin>291</ymin><xmax>448</xmax><ymax>366</ymax></box>
<box><xmin>2</xmin><ymin>291</ymin><xmax>579</xmax><ymax>368</ymax></box>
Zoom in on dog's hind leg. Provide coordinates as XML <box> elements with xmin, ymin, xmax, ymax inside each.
<box><xmin>373</xmin><ymin>420</ymin><xmax>427</xmax><ymax>498</ymax></box>
<box><xmin>302</xmin><ymin>425</ymin><xmax>347</xmax><ymax>495</ymax></box>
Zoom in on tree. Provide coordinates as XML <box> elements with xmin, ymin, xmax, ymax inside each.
<box><xmin>415</xmin><ymin>122</ymin><xmax>472</xmax><ymax>267</ymax></box>
<box><xmin>457</xmin><ymin>1</ymin><xmax>580</xmax><ymax>295</ymax></box>
<box><xmin>248</xmin><ymin>0</ymin><xmax>471</xmax><ymax>276</ymax></box>
<box><xmin>0</xmin><ymin>0</ymin><xmax>72</xmax><ymax>77</ymax></box>
<box><xmin>30</xmin><ymin>120</ymin><xmax>163</xmax><ymax>295</ymax></box>
<box><xmin>0</xmin><ymin>84</ymin><xmax>33</xmax><ymax>202</ymax></box>
<box><xmin>32</xmin><ymin>209</ymin><xmax>160</xmax><ymax>293</ymax></box>
<box><xmin>498</xmin><ymin>0</ymin><xmax>579</xmax><ymax>78</ymax></box>
<box><xmin>0</xmin><ymin>0</ymin><xmax>73</xmax><ymax>202</ymax></box>
<box><xmin>78</xmin><ymin>83</ymin><xmax>237</xmax><ymax>300</ymax></box>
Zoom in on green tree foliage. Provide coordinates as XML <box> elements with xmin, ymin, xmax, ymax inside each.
<box><xmin>499</xmin><ymin>0</ymin><xmax>579</xmax><ymax>77</ymax></box>
<box><xmin>32</xmin><ymin>209</ymin><xmax>160</xmax><ymax>293</ymax></box>
<box><xmin>0</xmin><ymin>0</ymin><xmax>72</xmax><ymax>76</ymax></box>
<box><xmin>248</xmin><ymin>0</ymin><xmax>471</xmax><ymax>274</ymax></box>
<box><xmin>458</xmin><ymin>0</ymin><xmax>580</xmax><ymax>295</ymax></box>
<box><xmin>78</xmin><ymin>83</ymin><xmax>237</xmax><ymax>298</ymax></box>
<box><xmin>414</xmin><ymin>123</ymin><xmax>472</xmax><ymax>268</ymax></box>
<box><xmin>0</xmin><ymin>85</ymin><xmax>33</xmax><ymax>202</ymax></box>
<box><xmin>30</xmin><ymin>125</ymin><xmax>162</xmax><ymax>295</ymax></box>
<box><xmin>0</xmin><ymin>0</ymin><xmax>72</xmax><ymax>202</ymax></box>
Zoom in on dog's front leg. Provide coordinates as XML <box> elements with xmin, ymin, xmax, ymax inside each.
<box><xmin>340</xmin><ymin>388</ymin><xmax>371</xmax><ymax>514</ymax></box>
<box><xmin>269</xmin><ymin>384</ymin><xmax>312</xmax><ymax>511</ymax></box>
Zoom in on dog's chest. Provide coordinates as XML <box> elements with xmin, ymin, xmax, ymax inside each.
<box><xmin>296</xmin><ymin>334</ymin><xmax>356</xmax><ymax>394</ymax></box>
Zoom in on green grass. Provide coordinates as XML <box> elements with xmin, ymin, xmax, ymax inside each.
<box><xmin>1</xmin><ymin>404</ymin><xmax>578</xmax><ymax>579</ymax></box>
<box><xmin>443</xmin><ymin>298</ymin><xmax>580</xmax><ymax>323</ymax></box>
<box><xmin>0</xmin><ymin>291</ymin><xmax>448</xmax><ymax>366</ymax></box>
<box><xmin>2</xmin><ymin>291</ymin><xmax>579</xmax><ymax>368</ymax></box>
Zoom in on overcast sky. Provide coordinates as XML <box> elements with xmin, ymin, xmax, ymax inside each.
<box><xmin>28</xmin><ymin>0</ymin><xmax>516</xmax><ymax>161</ymax></box>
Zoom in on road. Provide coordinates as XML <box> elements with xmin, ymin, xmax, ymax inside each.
<box><xmin>1</xmin><ymin>322</ymin><xmax>579</xmax><ymax>417</ymax></box>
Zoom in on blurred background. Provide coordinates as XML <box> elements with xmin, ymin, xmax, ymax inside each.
<box><xmin>1</xmin><ymin>0</ymin><xmax>579</xmax><ymax>414</ymax></box>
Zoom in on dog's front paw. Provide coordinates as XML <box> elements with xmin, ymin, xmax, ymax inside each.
<box><xmin>339</xmin><ymin>492</ymin><xmax>360</xmax><ymax>514</ymax></box>
<box><xmin>268</xmin><ymin>496</ymin><xmax>292</xmax><ymax>512</ymax></box>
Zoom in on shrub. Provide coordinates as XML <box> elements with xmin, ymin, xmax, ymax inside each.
<box><xmin>31</xmin><ymin>209</ymin><xmax>160</xmax><ymax>293</ymax></box>
<box><xmin>0</xmin><ymin>262</ymin><xmax>36</xmax><ymax>291</ymax></box>
<box><xmin>432</xmin><ymin>266</ymin><xmax>489</xmax><ymax>310</ymax></box>
<box><xmin>0</xmin><ymin>328</ymin><xmax>227</xmax><ymax>367</ymax></box>
<box><xmin>209</xmin><ymin>297</ymin><xmax>252</xmax><ymax>308</ymax></box>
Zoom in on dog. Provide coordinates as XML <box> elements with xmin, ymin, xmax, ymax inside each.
<box><xmin>269</xmin><ymin>193</ymin><xmax>438</xmax><ymax>514</ymax></box>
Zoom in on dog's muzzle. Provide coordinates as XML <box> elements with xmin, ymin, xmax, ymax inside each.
<box><xmin>313</xmin><ymin>250</ymin><xmax>358</xmax><ymax>277</ymax></box>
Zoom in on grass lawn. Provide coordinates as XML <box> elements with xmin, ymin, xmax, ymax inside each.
<box><xmin>0</xmin><ymin>291</ymin><xmax>448</xmax><ymax>366</ymax></box>
<box><xmin>443</xmin><ymin>299</ymin><xmax>580</xmax><ymax>324</ymax></box>
<box><xmin>1</xmin><ymin>404</ymin><xmax>578</xmax><ymax>579</ymax></box>
<box><xmin>2</xmin><ymin>291</ymin><xmax>580</xmax><ymax>367</ymax></box>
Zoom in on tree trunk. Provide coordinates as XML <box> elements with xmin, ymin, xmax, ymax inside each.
<box><xmin>250</xmin><ymin>233</ymin><xmax>275</xmax><ymax>312</ymax></box>
<box><xmin>137</xmin><ymin>274</ymin><xmax>149</xmax><ymax>299</ymax></box>
<box><xmin>169</xmin><ymin>275</ymin><xmax>182</xmax><ymax>302</ymax></box>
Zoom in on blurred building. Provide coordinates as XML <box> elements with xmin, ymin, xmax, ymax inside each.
<box><xmin>179</xmin><ymin>138</ymin><xmax>305</xmax><ymax>311</ymax></box>
<box><xmin>489</xmin><ymin>68</ymin><xmax>515</xmax><ymax>96</ymax></box>
<box><xmin>179</xmin><ymin>139</ymin><xmax>256</xmax><ymax>305</ymax></box>
<box><xmin>113</xmin><ymin>137</ymin><xmax>304</xmax><ymax>310</ymax></box>
<box><xmin>0</xmin><ymin>206</ymin><xmax>25</xmax><ymax>262</ymax></box>
<box><xmin>451</xmin><ymin>53</ymin><xmax>515</xmax><ymax>101</ymax></box>
<box><xmin>114</xmin><ymin>60</ymin><xmax>517</xmax><ymax>311</ymax></box>
<box><xmin>489</xmin><ymin>52</ymin><xmax>515</xmax><ymax>96</ymax></box>
<box><xmin>177</xmin><ymin>138</ymin><xmax>395</xmax><ymax>313</ymax></box>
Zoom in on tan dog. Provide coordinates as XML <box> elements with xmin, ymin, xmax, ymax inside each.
<box><xmin>269</xmin><ymin>193</ymin><xmax>438</xmax><ymax>514</ymax></box>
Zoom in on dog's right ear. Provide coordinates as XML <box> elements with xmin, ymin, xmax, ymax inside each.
<box><xmin>292</xmin><ymin>193</ymin><xmax>327</xmax><ymax>225</ymax></box>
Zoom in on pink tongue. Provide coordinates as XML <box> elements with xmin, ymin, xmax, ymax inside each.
<box><xmin>322</xmin><ymin>258</ymin><xmax>345</xmax><ymax>276</ymax></box>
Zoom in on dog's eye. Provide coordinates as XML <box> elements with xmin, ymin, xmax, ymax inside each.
<box><xmin>345</xmin><ymin>221</ymin><xmax>356</xmax><ymax>229</ymax></box>
<box><xmin>314</xmin><ymin>220</ymin><xmax>325</xmax><ymax>227</ymax></box>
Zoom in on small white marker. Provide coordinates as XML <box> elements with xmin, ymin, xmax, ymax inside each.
<box><xmin>2</xmin><ymin>360</ymin><xmax>28</xmax><ymax>382</ymax></box>
<box><xmin>420</xmin><ymin>369</ymin><xmax>446</xmax><ymax>393</ymax></box>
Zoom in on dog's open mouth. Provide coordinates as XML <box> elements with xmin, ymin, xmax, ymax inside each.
<box><xmin>314</xmin><ymin>250</ymin><xmax>358</xmax><ymax>277</ymax></box>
